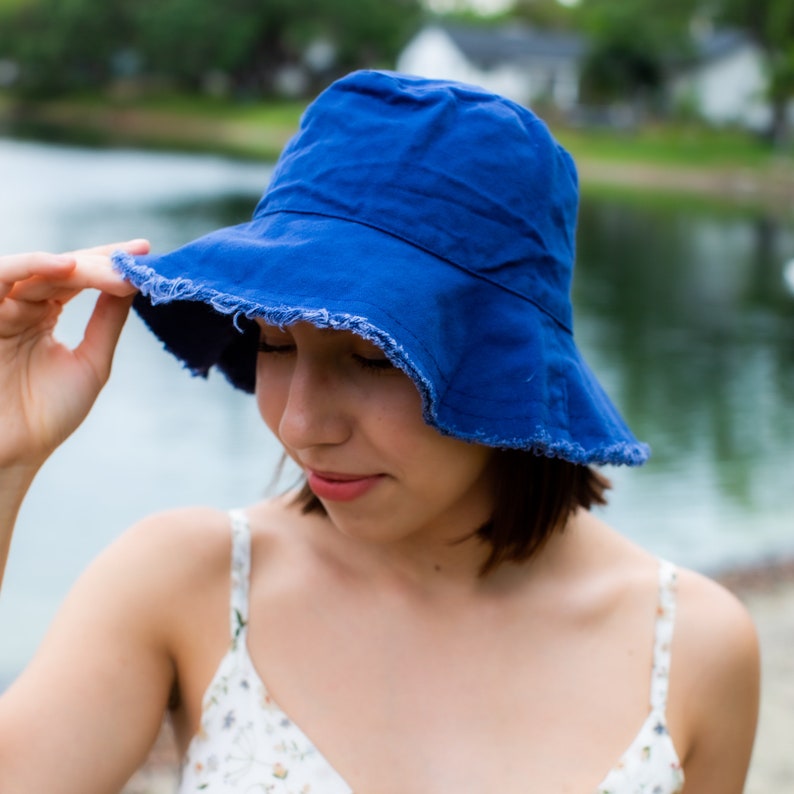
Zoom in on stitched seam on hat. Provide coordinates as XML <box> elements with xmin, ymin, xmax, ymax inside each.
<box><xmin>258</xmin><ymin>208</ymin><xmax>574</xmax><ymax>334</ymax></box>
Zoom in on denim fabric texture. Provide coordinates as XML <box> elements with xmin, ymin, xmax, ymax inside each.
<box><xmin>113</xmin><ymin>69</ymin><xmax>649</xmax><ymax>465</ymax></box>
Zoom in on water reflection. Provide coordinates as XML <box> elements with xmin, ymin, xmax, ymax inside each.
<box><xmin>575</xmin><ymin>197</ymin><xmax>794</xmax><ymax>569</ymax></box>
<box><xmin>0</xmin><ymin>137</ymin><xmax>270</xmax><ymax>252</ymax></box>
<box><xmin>784</xmin><ymin>258</ymin><xmax>794</xmax><ymax>295</ymax></box>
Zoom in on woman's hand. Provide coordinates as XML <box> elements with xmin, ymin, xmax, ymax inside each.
<box><xmin>0</xmin><ymin>239</ymin><xmax>149</xmax><ymax>473</ymax></box>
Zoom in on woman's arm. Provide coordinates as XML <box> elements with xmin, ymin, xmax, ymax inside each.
<box><xmin>0</xmin><ymin>515</ymin><xmax>182</xmax><ymax>793</ymax></box>
<box><xmin>0</xmin><ymin>241</ymin><xmax>184</xmax><ymax>792</ymax></box>
<box><xmin>674</xmin><ymin>570</ymin><xmax>761</xmax><ymax>792</ymax></box>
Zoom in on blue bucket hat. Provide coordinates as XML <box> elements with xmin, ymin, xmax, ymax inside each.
<box><xmin>113</xmin><ymin>69</ymin><xmax>649</xmax><ymax>466</ymax></box>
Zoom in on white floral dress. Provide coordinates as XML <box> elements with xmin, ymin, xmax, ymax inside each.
<box><xmin>177</xmin><ymin>511</ymin><xmax>684</xmax><ymax>793</ymax></box>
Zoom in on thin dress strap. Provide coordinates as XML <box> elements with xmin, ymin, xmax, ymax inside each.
<box><xmin>650</xmin><ymin>559</ymin><xmax>678</xmax><ymax>712</ymax></box>
<box><xmin>228</xmin><ymin>508</ymin><xmax>252</xmax><ymax>648</ymax></box>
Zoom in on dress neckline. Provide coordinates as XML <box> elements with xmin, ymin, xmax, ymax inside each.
<box><xmin>185</xmin><ymin>633</ymin><xmax>678</xmax><ymax>792</ymax></box>
<box><xmin>182</xmin><ymin>510</ymin><xmax>683</xmax><ymax>793</ymax></box>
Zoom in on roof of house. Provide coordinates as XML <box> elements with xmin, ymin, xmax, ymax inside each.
<box><xmin>435</xmin><ymin>22</ymin><xmax>585</xmax><ymax>68</ymax></box>
<box><xmin>668</xmin><ymin>27</ymin><xmax>758</xmax><ymax>71</ymax></box>
<box><xmin>694</xmin><ymin>27</ymin><xmax>756</xmax><ymax>61</ymax></box>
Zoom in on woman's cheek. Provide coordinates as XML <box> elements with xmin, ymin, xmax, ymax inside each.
<box><xmin>255</xmin><ymin>363</ymin><xmax>289</xmax><ymax>438</ymax></box>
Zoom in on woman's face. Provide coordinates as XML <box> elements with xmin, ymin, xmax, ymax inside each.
<box><xmin>255</xmin><ymin>321</ymin><xmax>495</xmax><ymax>547</ymax></box>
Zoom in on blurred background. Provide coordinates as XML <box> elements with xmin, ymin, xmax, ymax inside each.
<box><xmin>1</xmin><ymin>0</ymin><xmax>793</xmax><ymax>791</ymax></box>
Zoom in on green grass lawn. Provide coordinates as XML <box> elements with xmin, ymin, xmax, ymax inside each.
<box><xmin>103</xmin><ymin>92</ymin><xmax>308</xmax><ymax>127</ymax></box>
<box><xmin>0</xmin><ymin>90</ymin><xmax>306</xmax><ymax>159</ymax></box>
<box><xmin>556</xmin><ymin>123</ymin><xmax>784</xmax><ymax>170</ymax></box>
<box><xmin>2</xmin><ymin>89</ymin><xmax>791</xmax><ymax>180</ymax></box>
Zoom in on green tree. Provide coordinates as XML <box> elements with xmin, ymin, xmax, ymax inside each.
<box><xmin>130</xmin><ymin>0</ymin><xmax>269</xmax><ymax>91</ymax></box>
<box><xmin>509</xmin><ymin>0</ymin><xmax>578</xmax><ymax>31</ymax></box>
<box><xmin>212</xmin><ymin>0</ymin><xmax>424</xmax><ymax>94</ymax></box>
<box><xmin>0</xmin><ymin>0</ymin><xmax>131</xmax><ymax>95</ymax></box>
<box><xmin>573</xmin><ymin>0</ymin><xmax>698</xmax><ymax>107</ymax></box>
<box><xmin>0</xmin><ymin>0</ymin><xmax>422</xmax><ymax>97</ymax></box>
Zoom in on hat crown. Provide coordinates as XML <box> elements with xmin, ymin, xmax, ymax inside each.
<box><xmin>255</xmin><ymin>70</ymin><xmax>579</xmax><ymax>330</ymax></box>
<box><xmin>117</xmin><ymin>69</ymin><xmax>649</xmax><ymax>464</ymax></box>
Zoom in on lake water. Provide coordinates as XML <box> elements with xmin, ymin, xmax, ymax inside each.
<box><xmin>1</xmin><ymin>138</ymin><xmax>793</xmax><ymax>683</ymax></box>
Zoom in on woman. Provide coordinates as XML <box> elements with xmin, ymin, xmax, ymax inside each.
<box><xmin>0</xmin><ymin>70</ymin><xmax>759</xmax><ymax>793</ymax></box>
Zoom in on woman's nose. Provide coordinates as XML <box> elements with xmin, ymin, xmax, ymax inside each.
<box><xmin>277</xmin><ymin>358</ymin><xmax>351</xmax><ymax>451</ymax></box>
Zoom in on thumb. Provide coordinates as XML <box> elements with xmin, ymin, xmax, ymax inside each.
<box><xmin>74</xmin><ymin>292</ymin><xmax>135</xmax><ymax>386</ymax></box>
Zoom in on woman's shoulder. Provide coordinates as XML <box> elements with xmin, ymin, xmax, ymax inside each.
<box><xmin>83</xmin><ymin>500</ymin><xmax>299</xmax><ymax>657</ymax></box>
<box><xmin>672</xmin><ymin>564</ymin><xmax>759</xmax><ymax>688</ymax></box>
<box><xmin>108</xmin><ymin>505</ymin><xmax>237</xmax><ymax>577</ymax></box>
<box><xmin>674</xmin><ymin>564</ymin><xmax>757</xmax><ymax>635</ymax></box>
<box><xmin>80</xmin><ymin>500</ymin><xmax>289</xmax><ymax>612</ymax></box>
<box><xmin>108</xmin><ymin>497</ymin><xmax>297</xmax><ymax>580</ymax></box>
<box><xmin>579</xmin><ymin>517</ymin><xmax>759</xmax><ymax>778</ymax></box>
<box><xmin>67</xmin><ymin>505</ymin><xmax>241</xmax><ymax>640</ymax></box>
<box><xmin>578</xmin><ymin>514</ymin><xmax>756</xmax><ymax>624</ymax></box>
<box><xmin>572</xmin><ymin>513</ymin><xmax>758</xmax><ymax>666</ymax></box>
<box><xmin>666</xmin><ymin>566</ymin><xmax>760</xmax><ymax>782</ymax></box>
<box><xmin>661</xmin><ymin>562</ymin><xmax>759</xmax><ymax>703</ymax></box>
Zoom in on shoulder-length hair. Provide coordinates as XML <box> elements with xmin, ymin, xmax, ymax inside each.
<box><xmin>291</xmin><ymin>449</ymin><xmax>610</xmax><ymax>577</ymax></box>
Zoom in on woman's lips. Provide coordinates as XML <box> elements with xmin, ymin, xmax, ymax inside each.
<box><xmin>306</xmin><ymin>469</ymin><xmax>385</xmax><ymax>502</ymax></box>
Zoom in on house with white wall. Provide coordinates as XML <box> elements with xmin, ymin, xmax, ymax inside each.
<box><xmin>397</xmin><ymin>22</ymin><xmax>584</xmax><ymax>111</ymax></box>
<box><xmin>398</xmin><ymin>23</ymin><xmax>789</xmax><ymax>133</ymax></box>
<box><xmin>670</xmin><ymin>29</ymin><xmax>787</xmax><ymax>132</ymax></box>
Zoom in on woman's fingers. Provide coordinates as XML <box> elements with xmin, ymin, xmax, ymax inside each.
<box><xmin>74</xmin><ymin>253</ymin><xmax>140</xmax><ymax>296</ymax></box>
<box><xmin>5</xmin><ymin>254</ymin><xmax>139</xmax><ymax>303</ymax></box>
<box><xmin>66</xmin><ymin>238</ymin><xmax>150</xmax><ymax>258</ymax></box>
<box><xmin>0</xmin><ymin>240</ymin><xmax>149</xmax><ymax>303</ymax></box>
<box><xmin>0</xmin><ymin>296</ymin><xmax>61</xmax><ymax>338</ymax></box>
<box><xmin>0</xmin><ymin>241</ymin><xmax>149</xmax><ymax>470</ymax></box>
<box><xmin>0</xmin><ymin>252</ymin><xmax>75</xmax><ymax>301</ymax></box>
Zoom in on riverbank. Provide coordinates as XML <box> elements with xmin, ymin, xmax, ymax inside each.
<box><xmin>3</xmin><ymin>94</ymin><xmax>794</xmax><ymax>209</ymax></box>
<box><xmin>120</xmin><ymin>558</ymin><xmax>794</xmax><ymax>794</ymax></box>
<box><xmin>576</xmin><ymin>157</ymin><xmax>794</xmax><ymax>211</ymax></box>
<box><xmin>0</xmin><ymin>95</ymin><xmax>300</xmax><ymax>161</ymax></box>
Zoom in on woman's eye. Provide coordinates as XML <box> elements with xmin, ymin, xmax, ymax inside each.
<box><xmin>257</xmin><ymin>340</ymin><xmax>295</xmax><ymax>355</ymax></box>
<box><xmin>353</xmin><ymin>354</ymin><xmax>395</xmax><ymax>372</ymax></box>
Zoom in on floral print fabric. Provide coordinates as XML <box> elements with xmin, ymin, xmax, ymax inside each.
<box><xmin>596</xmin><ymin>559</ymin><xmax>684</xmax><ymax>793</ymax></box>
<box><xmin>177</xmin><ymin>510</ymin><xmax>351</xmax><ymax>793</ymax></box>
<box><xmin>178</xmin><ymin>513</ymin><xmax>683</xmax><ymax>793</ymax></box>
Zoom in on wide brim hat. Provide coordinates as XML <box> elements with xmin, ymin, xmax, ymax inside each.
<box><xmin>113</xmin><ymin>70</ymin><xmax>649</xmax><ymax>466</ymax></box>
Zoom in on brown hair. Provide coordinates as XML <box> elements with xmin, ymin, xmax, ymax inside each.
<box><xmin>291</xmin><ymin>449</ymin><xmax>610</xmax><ymax>577</ymax></box>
